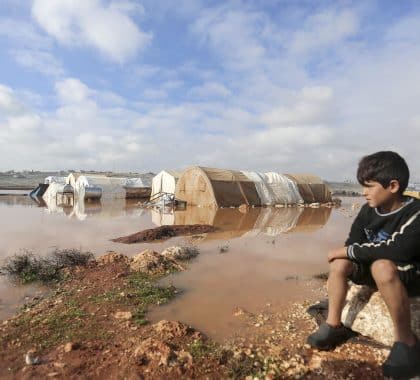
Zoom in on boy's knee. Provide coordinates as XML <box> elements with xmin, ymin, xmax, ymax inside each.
<box><xmin>371</xmin><ymin>259</ymin><xmax>398</xmax><ymax>285</ymax></box>
<box><xmin>330</xmin><ymin>259</ymin><xmax>353</xmax><ymax>277</ymax></box>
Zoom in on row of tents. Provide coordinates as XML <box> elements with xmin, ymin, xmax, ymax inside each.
<box><xmin>151</xmin><ymin>167</ymin><xmax>331</xmax><ymax>207</ymax></box>
<box><xmin>34</xmin><ymin>167</ymin><xmax>332</xmax><ymax>208</ymax></box>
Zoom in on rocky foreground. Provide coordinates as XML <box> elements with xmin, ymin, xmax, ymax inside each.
<box><xmin>0</xmin><ymin>248</ymin><xmax>390</xmax><ymax>379</ymax></box>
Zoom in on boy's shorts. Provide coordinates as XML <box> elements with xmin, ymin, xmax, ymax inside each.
<box><xmin>349</xmin><ymin>262</ymin><xmax>420</xmax><ymax>291</ymax></box>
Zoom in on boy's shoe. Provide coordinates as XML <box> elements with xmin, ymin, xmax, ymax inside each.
<box><xmin>382</xmin><ymin>338</ymin><xmax>420</xmax><ymax>379</ymax></box>
<box><xmin>306</xmin><ymin>322</ymin><xmax>357</xmax><ymax>350</ymax></box>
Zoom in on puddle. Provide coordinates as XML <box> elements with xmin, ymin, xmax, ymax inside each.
<box><xmin>0</xmin><ymin>195</ymin><xmax>360</xmax><ymax>340</ymax></box>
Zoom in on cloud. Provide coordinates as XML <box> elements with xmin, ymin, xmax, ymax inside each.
<box><xmin>11</xmin><ymin>49</ymin><xmax>64</xmax><ymax>77</ymax></box>
<box><xmin>32</xmin><ymin>0</ymin><xmax>152</xmax><ymax>63</ymax></box>
<box><xmin>191</xmin><ymin>5</ymin><xmax>268</xmax><ymax>70</ymax></box>
<box><xmin>0</xmin><ymin>85</ymin><xmax>25</xmax><ymax>115</ymax></box>
<box><xmin>0</xmin><ymin>18</ymin><xmax>51</xmax><ymax>49</ymax></box>
<box><xmin>189</xmin><ymin>82</ymin><xmax>231</xmax><ymax>98</ymax></box>
<box><xmin>290</xmin><ymin>8</ymin><xmax>359</xmax><ymax>55</ymax></box>
<box><xmin>55</xmin><ymin>78</ymin><xmax>91</xmax><ymax>104</ymax></box>
<box><xmin>261</xmin><ymin>86</ymin><xmax>333</xmax><ymax>127</ymax></box>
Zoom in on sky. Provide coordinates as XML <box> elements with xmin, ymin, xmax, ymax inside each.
<box><xmin>1</xmin><ymin>0</ymin><xmax>420</xmax><ymax>181</ymax></box>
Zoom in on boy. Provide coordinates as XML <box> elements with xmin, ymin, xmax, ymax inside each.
<box><xmin>307</xmin><ymin>151</ymin><xmax>420</xmax><ymax>378</ymax></box>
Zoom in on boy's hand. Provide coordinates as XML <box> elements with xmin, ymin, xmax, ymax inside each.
<box><xmin>327</xmin><ymin>247</ymin><xmax>348</xmax><ymax>262</ymax></box>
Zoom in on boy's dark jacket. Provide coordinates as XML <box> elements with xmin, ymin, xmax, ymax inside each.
<box><xmin>346</xmin><ymin>197</ymin><xmax>420</xmax><ymax>267</ymax></box>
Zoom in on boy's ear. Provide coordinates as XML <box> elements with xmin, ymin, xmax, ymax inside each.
<box><xmin>388</xmin><ymin>179</ymin><xmax>400</xmax><ymax>194</ymax></box>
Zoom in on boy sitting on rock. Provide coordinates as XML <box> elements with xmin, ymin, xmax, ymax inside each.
<box><xmin>307</xmin><ymin>151</ymin><xmax>420</xmax><ymax>378</ymax></box>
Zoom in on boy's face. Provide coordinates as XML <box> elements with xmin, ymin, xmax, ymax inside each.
<box><xmin>362</xmin><ymin>180</ymin><xmax>399</xmax><ymax>208</ymax></box>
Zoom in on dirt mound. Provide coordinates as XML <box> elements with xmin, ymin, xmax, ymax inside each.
<box><xmin>129</xmin><ymin>249</ymin><xmax>185</xmax><ymax>274</ymax></box>
<box><xmin>111</xmin><ymin>224</ymin><xmax>217</xmax><ymax>243</ymax></box>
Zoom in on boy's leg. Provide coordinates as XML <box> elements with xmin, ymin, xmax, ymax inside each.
<box><xmin>371</xmin><ymin>259</ymin><xmax>420</xmax><ymax>378</ymax></box>
<box><xmin>370</xmin><ymin>259</ymin><xmax>416</xmax><ymax>346</ymax></box>
<box><xmin>326</xmin><ymin>259</ymin><xmax>354</xmax><ymax>326</ymax></box>
<box><xmin>307</xmin><ymin>258</ymin><xmax>357</xmax><ymax>350</ymax></box>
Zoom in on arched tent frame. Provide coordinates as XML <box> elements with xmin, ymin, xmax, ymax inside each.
<box><xmin>175</xmin><ymin>166</ymin><xmax>261</xmax><ymax>208</ymax></box>
<box><xmin>285</xmin><ymin>173</ymin><xmax>332</xmax><ymax>203</ymax></box>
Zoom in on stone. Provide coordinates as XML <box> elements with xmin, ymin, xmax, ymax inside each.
<box><xmin>161</xmin><ymin>246</ymin><xmax>199</xmax><ymax>261</ymax></box>
<box><xmin>97</xmin><ymin>251</ymin><xmax>129</xmax><ymax>265</ymax></box>
<box><xmin>130</xmin><ymin>249</ymin><xmax>168</xmax><ymax>274</ymax></box>
<box><xmin>152</xmin><ymin>320</ymin><xmax>191</xmax><ymax>338</ymax></box>
<box><xmin>341</xmin><ymin>285</ymin><xmax>420</xmax><ymax>346</ymax></box>
<box><xmin>64</xmin><ymin>342</ymin><xmax>80</xmax><ymax>352</ymax></box>
<box><xmin>114</xmin><ymin>311</ymin><xmax>133</xmax><ymax>320</ymax></box>
<box><xmin>25</xmin><ymin>349</ymin><xmax>41</xmax><ymax>365</ymax></box>
<box><xmin>134</xmin><ymin>338</ymin><xmax>175</xmax><ymax>366</ymax></box>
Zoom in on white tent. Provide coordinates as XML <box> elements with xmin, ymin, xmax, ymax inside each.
<box><xmin>75</xmin><ymin>175</ymin><xmax>126</xmax><ymax>200</ymax></box>
<box><xmin>241</xmin><ymin>171</ymin><xmax>303</xmax><ymax>205</ymax></box>
<box><xmin>44</xmin><ymin>176</ymin><xmax>67</xmax><ymax>184</ymax></box>
<box><xmin>42</xmin><ymin>183</ymin><xmax>67</xmax><ymax>214</ymax></box>
<box><xmin>151</xmin><ymin>170</ymin><xmax>182</xmax><ymax>199</ymax></box>
<box><xmin>66</xmin><ymin>173</ymin><xmax>82</xmax><ymax>188</ymax></box>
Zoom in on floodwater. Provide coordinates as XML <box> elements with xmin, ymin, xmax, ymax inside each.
<box><xmin>0</xmin><ymin>194</ymin><xmax>359</xmax><ymax>341</ymax></box>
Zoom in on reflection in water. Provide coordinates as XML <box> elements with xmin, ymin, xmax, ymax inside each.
<box><xmin>1</xmin><ymin>194</ymin><xmax>340</xmax><ymax>341</ymax></box>
<box><xmin>43</xmin><ymin>197</ymin><xmax>145</xmax><ymax>220</ymax></box>
<box><xmin>152</xmin><ymin>206</ymin><xmax>332</xmax><ymax>237</ymax></box>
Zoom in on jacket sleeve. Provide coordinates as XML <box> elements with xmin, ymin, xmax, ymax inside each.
<box><xmin>345</xmin><ymin>205</ymin><xmax>368</xmax><ymax>246</ymax></box>
<box><xmin>347</xmin><ymin>210</ymin><xmax>420</xmax><ymax>263</ymax></box>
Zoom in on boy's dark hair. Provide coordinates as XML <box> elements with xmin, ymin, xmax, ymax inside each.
<box><xmin>357</xmin><ymin>151</ymin><xmax>409</xmax><ymax>194</ymax></box>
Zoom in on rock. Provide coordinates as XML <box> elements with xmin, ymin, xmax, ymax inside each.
<box><xmin>341</xmin><ymin>285</ymin><xmax>420</xmax><ymax>345</ymax></box>
<box><xmin>309</xmin><ymin>203</ymin><xmax>320</xmax><ymax>208</ymax></box>
<box><xmin>25</xmin><ymin>349</ymin><xmax>41</xmax><ymax>365</ymax></box>
<box><xmin>64</xmin><ymin>342</ymin><xmax>80</xmax><ymax>352</ymax></box>
<box><xmin>239</xmin><ymin>204</ymin><xmax>249</xmax><ymax>213</ymax></box>
<box><xmin>152</xmin><ymin>320</ymin><xmax>191</xmax><ymax>338</ymax></box>
<box><xmin>130</xmin><ymin>249</ymin><xmax>169</xmax><ymax>274</ymax></box>
<box><xmin>97</xmin><ymin>251</ymin><xmax>129</xmax><ymax>265</ymax></box>
<box><xmin>134</xmin><ymin>338</ymin><xmax>175</xmax><ymax>366</ymax></box>
<box><xmin>176</xmin><ymin>350</ymin><xmax>193</xmax><ymax>367</ymax></box>
<box><xmin>47</xmin><ymin>372</ymin><xmax>60</xmax><ymax>377</ymax></box>
<box><xmin>114</xmin><ymin>311</ymin><xmax>133</xmax><ymax>320</ymax></box>
<box><xmin>161</xmin><ymin>246</ymin><xmax>199</xmax><ymax>261</ymax></box>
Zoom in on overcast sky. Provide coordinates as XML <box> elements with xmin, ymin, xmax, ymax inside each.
<box><xmin>1</xmin><ymin>0</ymin><xmax>420</xmax><ymax>181</ymax></box>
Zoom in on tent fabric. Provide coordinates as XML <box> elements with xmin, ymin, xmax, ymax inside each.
<box><xmin>175</xmin><ymin>166</ymin><xmax>261</xmax><ymax>208</ymax></box>
<box><xmin>44</xmin><ymin>176</ymin><xmax>67</xmax><ymax>184</ymax></box>
<box><xmin>241</xmin><ymin>171</ymin><xmax>303</xmax><ymax>205</ymax></box>
<box><xmin>66</xmin><ymin>173</ymin><xmax>82</xmax><ymax>188</ymax></box>
<box><xmin>285</xmin><ymin>173</ymin><xmax>332</xmax><ymax>203</ymax></box>
<box><xmin>124</xmin><ymin>178</ymin><xmax>148</xmax><ymax>188</ymax></box>
<box><xmin>151</xmin><ymin>170</ymin><xmax>182</xmax><ymax>199</ymax></box>
<box><xmin>42</xmin><ymin>183</ymin><xmax>67</xmax><ymax>214</ymax></box>
<box><xmin>75</xmin><ymin>175</ymin><xmax>126</xmax><ymax>200</ymax></box>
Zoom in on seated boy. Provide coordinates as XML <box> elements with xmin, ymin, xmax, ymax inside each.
<box><xmin>307</xmin><ymin>151</ymin><xmax>420</xmax><ymax>378</ymax></box>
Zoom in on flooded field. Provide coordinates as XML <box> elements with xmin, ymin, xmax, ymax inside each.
<box><xmin>0</xmin><ymin>194</ymin><xmax>359</xmax><ymax>341</ymax></box>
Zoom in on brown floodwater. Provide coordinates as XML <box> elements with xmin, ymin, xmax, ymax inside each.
<box><xmin>0</xmin><ymin>194</ymin><xmax>360</xmax><ymax>341</ymax></box>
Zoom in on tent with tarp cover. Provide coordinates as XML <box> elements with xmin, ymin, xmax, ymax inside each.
<box><xmin>285</xmin><ymin>173</ymin><xmax>332</xmax><ymax>203</ymax></box>
<box><xmin>175</xmin><ymin>166</ymin><xmax>261</xmax><ymax>208</ymax></box>
<box><xmin>175</xmin><ymin>167</ymin><xmax>331</xmax><ymax>208</ymax></box>
<box><xmin>241</xmin><ymin>171</ymin><xmax>303</xmax><ymax>205</ymax></box>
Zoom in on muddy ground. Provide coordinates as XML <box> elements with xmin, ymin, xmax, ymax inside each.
<box><xmin>112</xmin><ymin>225</ymin><xmax>217</xmax><ymax>243</ymax></box>
<box><xmin>0</xmin><ymin>250</ymin><xmax>389</xmax><ymax>379</ymax></box>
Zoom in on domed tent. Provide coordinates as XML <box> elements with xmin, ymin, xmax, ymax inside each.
<box><xmin>150</xmin><ymin>170</ymin><xmax>182</xmax><ymax>199</ymax></box>
<box><xmin>285</xmin><ymin>174</ymin><xmax>332</xmax><ymax>203</ymax></box>
<box><xmin>241</xmin><ymin>171</ymin><xmax>303</xmax><ymax>205</ymax></box>
<box><xmin>175</xmin><ymin>166</ymin><xmax>261</xmax><ymax>208</ymax></box>
<box><xmin>75</xmin><ymin>175</ymin><xmax>125</xmax><ymax>200</ymax></box>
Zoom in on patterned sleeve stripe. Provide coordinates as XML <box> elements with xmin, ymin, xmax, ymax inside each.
<box><xmin>347</xmin><ymin>245</ymin><xmax>356</xmax><ymax>260</ymax></box>
<box><xmin>352</xmin><ymin>210</ymin><xmax>420</xmax><ymax>250</ymax></box>
<box><xmin>397</xmin><ymin>264</ymin><xmax>415</xmax><ymax>271</ymax></box>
